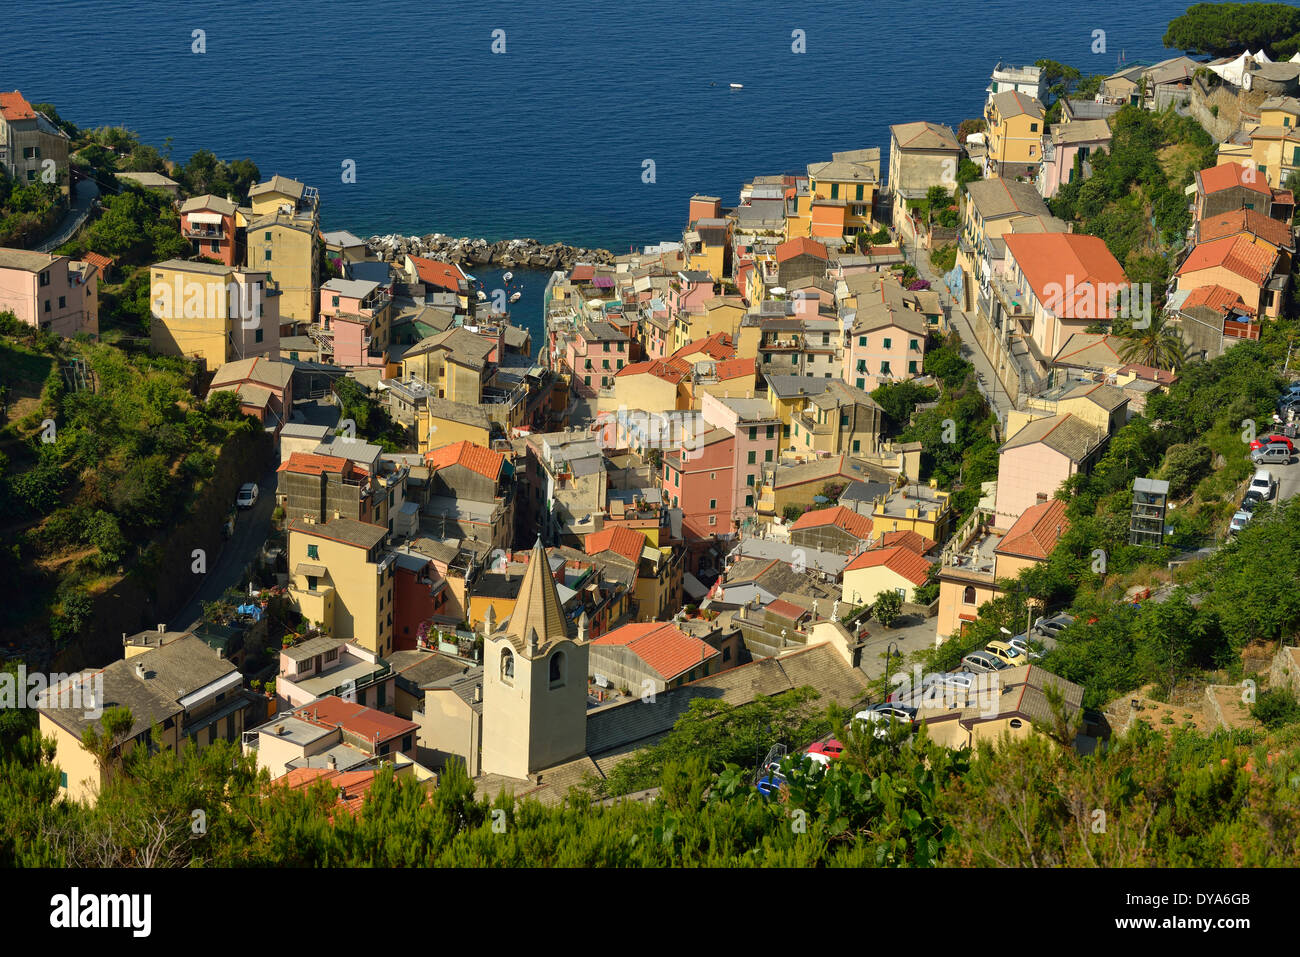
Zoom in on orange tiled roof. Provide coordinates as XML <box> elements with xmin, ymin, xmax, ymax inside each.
<box><xmin>1196</xmin><ymin>208</ymin><xmax>1294</xmax><ymax>251</ymax></box>
<box><xmin>277</xmin><ymin>451</ymin><xmax>352</xmax><ymax>476</ymax></box>
<box><xmin>0</xmin><ymin>90</ymin><xmax>35</xmax><ymax>121</ymax></box>
<box><xmin>81</xmin><ymin>251</ymin><xmax>113</xmax><ymax>272</ymax></box>
<box><xmin>996</xmin><ymin>498</ymin><xmax>1069</xmax><ymax>561</ymax></box>
<box><xmin>1197</xmin><ymin>162</ymin><xmax>1271</xmax><ymax>196</ymax></box>
<box><xmin>1003</xmin><ymin>233</ymin><xmax>1127</xmax><ymax>319</ymax></box>
<box><xmin>790</xmin><ymin>505</ymin><xmax>874</xmax><ymax>540</ymax></box>
<box><xmin>570</xmin><ymin>264</ymin><xmax>596</xmax><ymax>282</ymax></box>
<box><xmin>877</xmin><ymin>529</ymin><xmax>936</xmax><ymax>554</ymax></box>
<box><xmin>1177</xmin><ymin>234</ymin><xmax>1278</xmax><ymax>287</ymax></box>
<box><xmin>425</xmin><ymin>440</ymin><xmax>505</xmax><ymax>480</ymax></box>
<box><xmin>671</xmin><ymin>331</ymin><xmax>734</xmax><ymax>362</ymax></box>
<box><xmin>282</xmin><ymin>767</ymin><xmax>379</xmax><ymax>817</ymax></box>
<box><xmin>712</xmin><ymin>357</ymin><xmax>757</xmax><ymax>380</ymax></box>
<box><xmin>844</xmin><ymin>545</ymin><xmax>932</xmax><ymax>586</ymax></box>
<box><xmin>764</xmin><ymin>598</ymin><xmax>809</xmax><ymax>621</ymax></box>
<box><xmin>592</xmin><ymin>622</ymin><xmax>718</xmax><ymax>681</ymax></box>
<box><xmin>408</xmin><ymin>255</ymin><xmax>465</xmax><ymax>292</ymax></box>
<box><xmin>775</xmin><ymin>236</ymin><xmax>829</xmax><ymax>263</ymax></box>
<box><xmin>585</xmin><ymin>526</ymin><xmax>646</xmax><ymax>565</ymax></box>
<box><xmin>1181</xmin><ymin>283</ymin><xmax>1256</xmax><ymax>317</ymax></box>
<box><xmin>614</xmin><ymin>359</ymin><xmax>688</xmax><ymax>384</ymax></box>
<box><xmin>297</xmin><ymin>695</ymin><xmax>418</xmax><ymax>744</ymax></box>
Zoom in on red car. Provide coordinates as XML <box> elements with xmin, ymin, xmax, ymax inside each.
<box><xmin>1250</xmin><ymin>434</ymin><xmax>1295</xmax><ymax>452</ymax></box>
<box><xmin>805</xmin><ymin>738</ymin><xmax>845</xmax><ymax>765</ymax></box>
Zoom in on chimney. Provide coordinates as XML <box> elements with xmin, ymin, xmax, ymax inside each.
<box><xmin>327</xmin><ymin>754</ymin><xmax>337</xmax><ymax>770</ymax></box>
<box><xmin>157</xmin><ymin>623</ymin><xmax>166</xmax><ymax>634</ymax></box>
<box><xmin>135</xmin><ymin>662</ymin><xmax>146</xmax><ymax>679</ymax></box>
<box><xmin>473</xmin><ymin>684</ymin><xmax>482</xmax><ymax>703</ymax></box>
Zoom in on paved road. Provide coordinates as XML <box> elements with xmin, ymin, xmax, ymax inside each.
<box><xmin>168</xmin><ymin>468</ymin><xmax>278</xmax><ymax>632</ymax></box>
<box><xmin>36</xmin><ymin>178</ymin><xmax>100</xmax><ymax>253</ymax></box>
<box><xmin>856</xmin><ymin>611</ymin><xmax>942</xmax><ymax>692</ymax></box>
<box><xmin>902</xmin><ymin>237</ymin><xmax>1014</xmax><ymax>425</ymax></box>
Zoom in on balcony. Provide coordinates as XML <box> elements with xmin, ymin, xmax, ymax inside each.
<box><xmin>763</xmin><ymin>336</ymin><xmax>803</xmax><ymax>350</ymax></box>
<box><xmin>185</xmin><ymin>225</ymin><xmax>226</xmax><ymax>240</ymax></box>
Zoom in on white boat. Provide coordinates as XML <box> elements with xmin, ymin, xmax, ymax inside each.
<box><xmin>509</xmin><ymin>291</ymin><xmax>522</xmax><ymax>303</ymax></box>
<box><xmin>476</xmin><ymin>290</ymin><xmax>487</xmax><ymax>302</ymax></box>
<box><xmin>503</xmin><ymin>271</ymin><xmax>514</xmax><ymax>282</ymax></box>
<box><xmin>729</xmin><ymin>83</ymin><xmax>743</xmax><ymax>90</ymax></box>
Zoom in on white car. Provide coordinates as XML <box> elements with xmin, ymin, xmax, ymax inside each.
<box><xmin>1248</xmin><ymin>469</ymin><xmax>1276</xmax><ymax>501</ymax></box>
<box><xmin>236</xmin><ymin>483</ymin><xmax>259</xmax><ymax>508</ymax></box>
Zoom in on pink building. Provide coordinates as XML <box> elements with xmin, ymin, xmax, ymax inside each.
<box><xmin>661</xmin><ymin>426</ymin><xmax>736</xmax><ymax>577</ymax></box>
<box><xmin>565</xmin><ymin>320</ymin><xmax>629</xmax><ymax>397</ymax></box>
<box><xmin>993</xmin><ymin>412</ymin><xmax>1106</xmax><ymax>524</ymax></box>
<box><xmin>1037</xmin><ymin>120</ymin><xmax>1111</xmax><ymax>200</ymax></box>
<box><xmin>700</xmin><ymin>392</ymin><xmax>780</xmax><ymax>519</ymax></box>
<box><xmin>843</xmin><ymin>302</ymin><xmax>928</xmax><ymax>390</ymax></box>
<box><xmin>0</xmin><ymin>247</ymin><xmax>98</xmax><ymax>338</ymax></box>
<box><xmin>668</xmin><ymin>271</ymin><xmax>715</xmax><ymax>319</ymax></box>
<box><xmin>319</xmin><ymin>277</ymin><xmax>393</xmax><ymax>368</ymax></box>
<box><xmin>179</xmin><ymin>194</ymin><xmax>239</xmax><ymax>266</ymax></box>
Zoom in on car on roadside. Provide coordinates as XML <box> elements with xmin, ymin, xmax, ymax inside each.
<box><xmin>1033</xmin><ymin>613</ymin><xmax>1075</xmax><ymax>638</ymax></box>
<box><xmin>984</xmin><ymin>640</ymin><xmax>1026</xmax><ymax>666</ymax></box>
<box><xmin>1251</xmin><ymin>444</ymin><xmax>1292</xmax><ymax>466</ymax></box>
<box><xmin>960</xmin><ymin>650</ymin><xmax>1010</xmax><ymax>674</ymax></box>
<box><xmin>855</xmin><ymin>703</ymin><xmax>917</xmax><ymax>738</ymax></box>
<box><xmin>1241</xmin><ymin>488</ymin><xmax>1268</xmax><ymax>511</ymax></box>
<box><xmin>1250</xmin><ymin>434</ymin><xmax>1295</xmax><ymax>452</ymax></box>
<box><xmin>1006</xmin><ymin>633</ymin><xmax>1046</xmax><ymax>660</ymax></box>
<box><xmin>236</xmin><ymin>483</ymin><xmax>259</xmax><ymax>508</ymax></box>
<box><xmin>806</xmin><ymin>738</ymin><xmax>844</xmax><ymax>763</ymax></box>
<box><xmin>1229</xmin><ymin>510</ymin><xmax>1253</xmax><ymax>535</ymax></box>
<box><xmin>1248</xmin><ymin>469</ymin><xmax>1276</xmax><ymax>500</ymax></box>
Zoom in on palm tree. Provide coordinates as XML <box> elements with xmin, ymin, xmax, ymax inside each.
<box><xmin>1119</xmin><ymin>312</ymin><xmax>1188</xmax><ymax>371</ymax></box>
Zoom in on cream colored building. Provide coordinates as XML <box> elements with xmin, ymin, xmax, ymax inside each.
<box><xmin>245</xmin><ymin>211</ymin><xmax>319</xmax><ymax>332</ymax></box>
<box><xmin>149</xmin><ymin>259</ymin><xmax>281</xmax><ymax>370</ymax></box>
<box><xmin>480</xmin><ymin>539</ymin><xmax>590</xmax><ymax>780</ymax></box>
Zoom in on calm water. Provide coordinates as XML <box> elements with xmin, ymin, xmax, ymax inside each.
<box><xmin>8</xmin><ymin>0</ymin><xmax>1189</xmax><ymax>251</ymax></box>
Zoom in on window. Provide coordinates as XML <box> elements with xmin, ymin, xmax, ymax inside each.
<box><xmin>830</xmin><ymin>183</ymin><xmax>839</xmax><ymax>199</ymax></box>
<box><xmin>748</xmin><ymin>427</ymin><xmax>757</xmax><ymax>441</ymax></box>
<box><xmin>764</xmin><ymin>353</ymin><xmax>772</xmax><ymax>364</ymax></box>
<box><xmin>783</xmin><ymin>425</ymin><xmax>790</xmax><ymax>438</ymax></box>
<box><xmin>60</xmin><ymin>771</ymin><xmax>68</xmax><ymax>789</ymax></box>
<box><xmin>264</xmin><ymin>249</ymin><xmax>272</xmax><ymax>262</ymax></box>
<box><xmin>584</xmin><ymin>376</ymin><xmax>591</xmax><ymax>386</ymax></box>
<box><xmin>501</xmin><ymin>647</ymin><xmax>514</xmax><ymax>681</ymax></box>
<box><xmin>332</xmin><ymin>295</ymin><xmax>340</xmax><ymax>307</ymax></box>
<box><xmin>709</xmin><ymin>472</ymin><xmax>716</xmax><ymax>481</ymax></box>
<box><xmin>744</xmin><ymin>495</ymin><xmax>753</xmax><ymax>508</ymax></box>
<box><xmin>839</xmin><ymin>413</ymin><xmax>848</xmax><ymax>428</ymax></box>
<box><xmin>855</xmin><ymin>184</ymin><xmax>864</xmax><ymax>201</ymax></box>
<box><xmin>211</xmin><ymin>241</ymin><xmax>220</xmax><ymax>253</ymax></box>
<box><xmin>880</xmin><ymin>361</ymin><xmax>891</xmax><ymax>375</ymax></box>
<box><xmin>43</xmin><ymin>300</ymin><xmax>50</xmax><ymax>313</ymax></box>
<box><xmin>708</xmin><ymin>515</ymin><xmax>717</xmax><ymax>525</ymax></box>
<box><xmin>377</xmin><ymin>683</ymin><xmax>387</xmax><ymax>708</ymax></box>
<box><xmin>909</xmin><ymin>338</ymin><xmax>919</xmax><ymax>351</ymax></box>
<box><xmin>746</xmin><ymin>474</ymin><xmax>755</xmax><ymax>486</ymax></box>
<box><xmin>603</xmin><ymin>341</ymin><xmax>610</xmax><ymax>352</ymax></box>
<box><xmin>602</xmin><ymin>359</ymin><xmax>609</xmax><ymax>369</ymax></box>
<box><xmin>306</xmin><ymin>575</ymin><xmax>318</xmax><ymax>591</ymax></box>
<box><xmin>1009</xmin><ymin>718</ymin><xmax>1023</xmax><ymax>729</ymax></box>
<box><xmin>882</xmin><ymin>337</ymin><xmax>892</xmax><ymax>350</ymax></box>
<box><xmin>307</xmin><ymin>544</ymin><xmax>319</xmax><ymax>560</ymax></box>
<box><xmin>264</xmin><ymin>231</ymin><xmax>272</xmax><ymax>241</ymax></box>
<box><xmin>617</xmin><ymin>359</ymin><xmax>623</xmax><ymax>369</ymax></box>
<box><xmin>856</xmin><ymin>360</ymin><xmax>867</xmax><ymax>373</ymax></box>
<box><xmin>1029</xmin><ymin>123</ymin><xmax>1038</xmax><ymax>133</ymax></box>
<box><xmin>853</xmin><ymin>440</ymin><xmax>860</xmax><ymax>452</ymax></box>
<box><xmin>963</xmin><ymin>586</ymin><xmax>976</xmax><ymax>605</ymax></box>
<box><xmin>766</xmin><ymin>425</ymin><xmax>774</xmax><ymax>439</ymax></box>
<box><xmin>39</xmin><ymin>271</ymin><xmax>49</xmax><ymax>287</ymax></box>
<box><xmin>548</xmin><ymin>650</ymin><xmax>566</xmax><ymax>689</ymax></box>
<box><xmin>58</xmin><ymin>296</ymin><xmax>65</xmax><ymax>309</ymax></box>
<box><xmin>908</xmin><ymin>360</ymin><xmax>918</xmax><ymax>374</ymax></box>
<box><xmin>747</xmin><ymin>451</ymin><xmax>756</xmax><ymax>465</ymax></box>
<box><xmin>856</xmin><ymin>377</ymin><xmax>865</xmax><ymax>389</ymax></box>
<box><xmin>709</xmin><ymin>499</ymin><xmax>717</xmax><ymax>510</ymax></box>
<box><xmin>255</xmin><ymin>329</ymin><xmax>264</xmax><ymax>343</ymax></box>
<box><xmin>764</xmin><ymin>449</ymin><xmax>772</xmax><ymax>462</ymax></box>
<box><xmin>858</xmin><ymin>335</ymin><xmax>866</xmax><ymax>347</ymax></box>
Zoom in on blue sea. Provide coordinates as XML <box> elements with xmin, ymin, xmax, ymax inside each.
<box><xmin>6</xmin><ymin>0</ymin><xmax>1191</xmax><ymax>348</ymax></box>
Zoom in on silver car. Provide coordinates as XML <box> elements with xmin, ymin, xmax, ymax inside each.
<box><xmin>960</xmin><ymin>651</ymin><xmax>1009</xmax><ymax>674</ymax></box>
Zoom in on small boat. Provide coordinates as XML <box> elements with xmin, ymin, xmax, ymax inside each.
<box><xmin>476</xmin><ymin>290</ymin><xmax>487</xmax><ymax>302</ymax></box>
<box><xmin>509</xmin><ymin>291</ymin><xmax>522</xmax><ymax>303</ymax></box>
<box><xmin>729</xmin><ymin>83</ymin><xmax>743</xmax><ymax>90</ymax></box>
<box><xmin>503</xmin><ymin>271</ymin><xmax>513</xmax><ymax>282</ymax></box>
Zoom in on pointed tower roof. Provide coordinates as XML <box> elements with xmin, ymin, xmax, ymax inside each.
<box><xmin>503</xmin><ymin>538</ymin><xmax>569</xmax><ymax>654</ymax></box>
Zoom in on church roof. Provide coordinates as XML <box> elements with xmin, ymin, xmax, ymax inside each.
<box><xmin>501</xmin><ymin>539</ymin><xmax>571</xmax><ymax>655</ymax></box>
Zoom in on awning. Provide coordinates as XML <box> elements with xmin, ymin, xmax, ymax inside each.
<box><xmin>189</xmin><ymin>212</ymin><xmax>224</xmax><ymax>225</ymax></box>
<box><xmin>295</xmin><ymin>563</ymin><xmax>327</xmax><ymax>577</ymax></box>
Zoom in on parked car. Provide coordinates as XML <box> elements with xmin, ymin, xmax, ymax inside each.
<box><xmin>236</xmin><ymin>483</ymin><xmax>259</xmax><ymax>508</ymax></box>
<box><xmin>755</xmin><ymin>765</ymin><xmax>787</xmax><ymax>797</ymax></box>
<box><xmin>1250</xmin><ymin>434</ymin><xmax>1296</xmax><ymax>452</ymax></box>
<box><xmin>1229</xmin><ymin>510</ymin><xmax>1253</xmax><ymax>534</ymax></box>
<box><xmin>1248</xmin><ymin>469</ymin><xmax>1276</xmax><ymax>500</ymax></box>
<box><xmin>984</xmin><ymin>640</ymin><xmax>1026</xmax><ymax>666</ymax></box>
<box><xmin>855</xmin><ymin>704</ymin><xmax>917</xmax><ymax>738</ymax></box>
<box><xmin>1006</xmin><ymin>634</ymin><xmax>1046</xmax><ymax>660</ymax></box>
<box><xmin>1251</xmin><ymin>444</ymin><xmax>1292</xmax><ymax>466</ymax></box>
<box><xmin>1033</xmin><ymin>613</ymin><xmax>1075</xmax><ymax>638</ymax></box>
<box><xmin>960</xmin><ymin>650</ymin><xmax>1009</xmax><ymax>674</ymax></box>
<box><xmin>806</xmin><ymin>738</ymin><xmax>844</xmax><ymax>762</ymax></box>
<box><xmin>1241</xmin><ymin>488</ymin><xmax>1268</xmax><ymax>511</ymax></box>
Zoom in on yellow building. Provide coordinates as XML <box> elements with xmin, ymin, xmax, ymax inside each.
<box><xmin>245</xmin><ymin>211</ymin><xmax>319</xmax><ymax>332</ymax></box>
<box><xmin>149</xmin><ymin>259</ymin><xmax>280</xmax><ymax>370</ymax></box>
<box><xmin>984</xmin><ymin>90</ymin><xmax>1046</xmax><ymax>179</ymax></box>
<box><xmin>248</xmin><ymin>173</ymin><xmax>319</xmax><ymax>222</ymax></box>
<box><xmin>684</xmin><ymin>217</ymin><xmax>730</xmax><ymax>280</ymax></box>
<box><xmin>871</xmin><ymin>481</ymin><xmax>955</xmax><ymax>545</ymax></box>
<box><xmin>673</xmin><ymin>296</ymin><xmax>746</xmax><ymax>353</ymax></box>
<box><xmin>806</xmin><ymin>148</ymin><xmax>880</xmax><ymax>241</ymax></box>
<box><xmin>417</xmin><ymin>397</ymin><xmax>493</xmax><ymax>454</ymax></box>
<box><xmin>915</xmin><ymin>665</ymin><xmax>1084</xmax><ymax>751</ymax></box>
<box><xmin>37</xmin><ymin>635</ymin><xmax>256</xmax><ymax>805</ymax></box>
<box><xmin>400</xmin><ymin>328</ymin><xmax>496</xmax><ymax>403</ymax></box>
<box><xmin>603</xmin><ymin>359</ymin><xmax>685</xmax><ymax>414</ymax></box>
<box><xmin>288</xmin><ymin>517</ymin><xmax>396</xmax><ymax>656</ymax></box>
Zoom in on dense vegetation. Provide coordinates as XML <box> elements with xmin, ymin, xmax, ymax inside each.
<box><xmin>1164</xmin><ymin>2</ymin><xmax>1300</xmax><ymax>59</ymax></box>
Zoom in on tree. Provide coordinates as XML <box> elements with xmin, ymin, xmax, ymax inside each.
<box><xmin>1162</xmin><ymin>443</ymin><xmax>1212</xmax><ymax>498</ymax></box>
<box><xmin>1164</xmin><ymin>3</ymin><xmax>1300</xmax><ymax>59</ymax></box>
<box><xmin>80</xmin><ymin>707</ymin><xmax>135</xmax><ymax>786</ymax></box>
<box><xmin>1119</xmin><ymin>312</ymin><xmax>1187</xmax><ymax>371</ymax></box>
<box><xmin>1034</xmin><ymin>59</ymin><xmax>1081</xmax><ymax>106</ymax></box>
<box><xmin>1251</xmin><ymin>686</ymin><xmax>1300</xmax><ymax>728</ymax></box>
<box><xmin>872</xmin><ymin>590</ymin><xmax>903</xmax><ymax>627</ymax></box>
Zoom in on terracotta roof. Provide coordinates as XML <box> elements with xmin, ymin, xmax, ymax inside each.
<box><xmin>763</xmin><ymin>598</ymin><xmax>809</xmax><ymax>621</ymax></box>
<box><xmin>585</xmin><ymin>526</ymin><xmax>646</xmax><ymax>565</ymax></box>
<box><xmin>844</xmin><ymin>546</ymin><xmax>932</xmax><ymax>586</ymax></box>
<box><xmin>296</xmin><ymin>695</ymin><xmax>418</xmax><ymax>744</ymax></box>
<box><xmin>1003</xmin><ymin>233</ymin><xmax>1127</xmax><ymax>320</ymax></box>
<box><xmin>425</xmin><ymin>440</ymin><xmax>505</xmax><ymax>480</ymax></box>
<box><xmin>0</xmin><ymin>90</ymin><xmax>35</xmax><ymax>121</ymax></box>
<box><xmin>278</xmin><ymin>451</ymin><xmax>354</xmax><ymax>476</ymax></box>
<box><xmin>712</xmin><ymin>357</ymin><xmax>756</xmax><ymax>380</ymax></box>
<box><xmin>1177</xmin><ymin>234</ymin><xmax>1278</xmax><ymax>286</ymax></box>
<box><xmin>592</xmin><ymin>622</ymin><xmax>719</xmax><ymax>682</ymax></box>
<box><xmin>790</xmin><ymin>505</ymin><xmax>874</xmax><ymax>540</ymax></box>
<box><xmin>281</xmin><ymin>767</ymin><xmax>380</xmax><ymax>817</ymax></box>
<box><xmin>876</xmin><ymin>529</ymin><xmax>936</xmax><ymax>554</ymax></box>
<box><xmin>408</xmin><ymin>255</ymin><xmax>466</xmax><ymax>292</ymax></box>
<box><xmin>671</xmin><ymin>331</ymin><xmax>734</xmax><ymax>362</ymax></box>
<box><xmin>81</xmin><ymin>251</ymin><xmax>113</xmax><ymax>272</ymax></box>
<box><xmin>1196</xmin><ymin>208</ymin><xmax>1295</xmax><ymax>251</ymax></box>
<box><xmin>614</xmin><ymin>359</ymin><xmax>688</xmax><ymax>384</ymax></box>
<box><xmin>775</xmin><ymin>236</ymin><xmax>829</xmax><ymax>263</ymax></box>
<box><xmin>1180</xmin><ymin>283</ymin><xmax>1256</xmax><ymax>317</ymax></box>
<box><xmin>570</xmin><ymin>264</ymin><xmax>596</xmax><ymax>282</ymax></box>
<box><xmin>996</xmin><ymin>498</ymin><xmax>1070</xmax><ymax>561</ymax></box>
<box><xmin>1197</xmin><ymin>162</ymin><xmax>1271</xmax><ymax>196</ymax></box>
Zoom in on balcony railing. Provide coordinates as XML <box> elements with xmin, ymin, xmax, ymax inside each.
<box><xmin>185</xmin><ymin>226</ymin><xmax>226</xmax><ymax>240</ymax></box>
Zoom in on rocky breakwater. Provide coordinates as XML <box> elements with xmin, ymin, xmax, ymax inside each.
<box><xmin>367</xmin><ymin>233</ymin><xmax>615</xmax><ymax>270</ymax></box>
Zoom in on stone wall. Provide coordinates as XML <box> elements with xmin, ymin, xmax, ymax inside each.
<box><xmin>1188</xmin><ymin>77</ymin><xmax>1269</xmax><ymax>144</ymax></box>
<box><xmin>369</xmin><ymin>234</ymin><xmax>614</xmax><ymax>270</ymax></box>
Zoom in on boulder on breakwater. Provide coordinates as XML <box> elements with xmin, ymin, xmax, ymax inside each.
<box><xmin>366</xmin><ymin>233</ymin><xmax>615</xmax><ymax>270</ymax></box>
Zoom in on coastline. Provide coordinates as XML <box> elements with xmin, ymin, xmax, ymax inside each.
<box><xmin>366</xmin><ymin>232</ymin><xmax>616</xmax><ymax>270</ymax></box>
